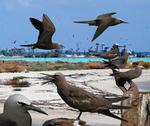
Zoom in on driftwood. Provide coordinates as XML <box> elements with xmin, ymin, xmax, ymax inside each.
<box><xmin>121</xmin><ymin>81</ymin><xmax>150</xmax><ymax>126</ymax></box>
<box><xmin>138</xmin><ymin>92</ymin><xmax>150</xmax><ymax>126</ymax></box>
<box><xmin>121</xmin><ymin>82</ymin><xmax>139</xmax><ymax>126</ymax></box>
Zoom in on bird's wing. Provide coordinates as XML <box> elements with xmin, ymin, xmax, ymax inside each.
<box><xmin>20</xmin><ymin>43</ymin><xmax>35</xmax><ymax>47</ymax></box>
<box><xmin>125</xmin><ymin>69</ymin><xmax>141</xmax><ymax>79</ymax></box>
<box><xmin>111</xmin><ymin>72</ymin><xmax>128</xmax><ymax>79</ymax></box>
<box><xmin>97</xmin><ymin>12</ymin><xmax>116</xmax><ymax>18</ymax></box>
<box><xmin>30</xmin><ymin>18</ymin><xmax>43</xmax><ymax>32</ymax></box>
<box><xmin>43</xmin><ymin>13</ymin><xmax>55</xmax><ymax>35</ymax></box>
<box><xmin>37</xmin><ymin>14</ymin><xmax>55</xmax><ymax>45</ymax></box>
<box><xmin>0</xmin><ymin>119</ymin><xmax>17</xmax><ymax>126</ymax></box>
<box><xmin>73</xmin><ymin>20</ymin><xmax>96</xmax><ymax>25</ymax></box>
<box><xmin>67</xmin><ymin>87</ymin><xmax>108</xmax><ymax>110</ymax></box>
<box><xmin>91</xmin><ymin>23</ymin><xmax>109</xmax><ymax>41</ymax></box>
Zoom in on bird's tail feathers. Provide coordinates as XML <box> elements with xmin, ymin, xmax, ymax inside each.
<box><xmin>103</xmin><ymin>60</ymin><xmax>119</xmax><ymax>70</ymax></box>
<box><xmin>20</xmin><ymin>44</ymin><xmax>35</xmax><ymax>47</ymax></box>
<box><xmin>74</xmin><ymin>20</ymin><xmax>96</xmax><ymax>25</ymax></box>
<box><xmin>100</xmin><ymin>110</ymin><xmax>127</xmax><ymax>122</ymax></box>
<box><xmin>110</xmin><ymin>105</ymin><xmax>131</xmax><ymax>109</ymax></box>
<box><xmin>105</xmin><ymin>96</ymin><xmax>129</xmax><ymax>103</ymax></box>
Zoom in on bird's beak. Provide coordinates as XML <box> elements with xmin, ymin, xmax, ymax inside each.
<box><xmin>40</xmin><ymin>73</ymin><xmax>55</xmax><ymax>85</ymax></box>
<box><xmin>27</xmin><ymin>104</ymin><xmax>48</xmax><ymax>115</ymax></box>
<box><xmin>121</xmin><ymin>20</ymin><xmax>128</xmax><ymax>24</ymax></box>
<box><xmin>18</xmin><ymin>101</ymin><xmax>48</xmax><ymax>115</ymax></box>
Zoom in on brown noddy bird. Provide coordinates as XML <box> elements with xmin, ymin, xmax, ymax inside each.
<box><xmin>103</xmin><ymin>60</ymin><xmax>129</xmax><ymax>92</ymax></box>
<box><xmin>0</xmin><ymin>94</ymin><xmax>47</xmax><ymax>126</ymax></box>
<box><xmin>94</xmin><ymin>43</ymin><xmax>125</xmax><ymax>60</ymax></box>
<box><xmin>103</xmin><ymin>60</ymin><xmax>120</xmax><ymax>70</ymax></box>
<box><xmin>110</xmin><ymin>66</ymin><xmax>143</xmax><ymax>82</ymax></box>
<box><xmin>20</xmin><ymin>14</ymin><xmax>63</xmax><ymax>50</ymax></box>
<box><xmin>74</xmin><ymin>12</ymin><xmax>127</xmax><ymax>41</ymax></box>
<box><xmin>42</xmin><ymin>72</ymin><xmax>130</xmax><ymax>122</ymax></box>
<box><xmin>109</xmin><ymin>49</ymin><xmax>129</xmax><ymax>68</ymax></box>
<box><xmin>94</xmin><ymin>50</ymin><xmax>118</xmax><ymax>61</ymax></box>
<box><xmin>110</xmin><ymin>66</ymin><xmax>143</xmax><ymax>92</ymax></box>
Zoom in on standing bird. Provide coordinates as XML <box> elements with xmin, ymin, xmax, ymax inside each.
<box><xmin>74</xmin><ymin>12</ymin><xmax>127</xmax><ymax>41</ymax></box>
<box><xmin>110</xmin><ymin>66</ymin><xmax>143</xmax><ymax>92</ymax></box>
<box><xmin>20</xmin><ymin>14</ymin><xmax>63</xmax><ymax>50</ymax></box>
<box><xmin>0</xmin><ymin>94</ymin><xmax>47</xmax><ymax>126</ymax></box>
<box><xmin>110</xmin><ymin>66</ymin><xmax>143</xmax><ymax>82</ymax></box>
<box><xmin>41</xmin><ymin>72</ymin><xmax>130</xmax><ymax>122</ymax></box>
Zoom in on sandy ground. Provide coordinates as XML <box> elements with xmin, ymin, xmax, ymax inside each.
<box><xmin>0</xmin><ymin>69</ymin><xmax>149</xmax><ymax>126</ymax></box>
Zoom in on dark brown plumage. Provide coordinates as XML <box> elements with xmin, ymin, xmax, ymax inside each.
<box><xmin>110</xmin><ymin>66</ymin><xmax>143</xmax><ymax>82</ymax></box>
<box><xmin>74</xmin><ymin>12</ymin><xmax>127</xmax><ymax>41</ymax></box>
<box><xmin>20</xmin><ymin>14</ymin><xmax>63</xmax><ymax>50</ymax></box>
<box><xmin>110</xmin><ymin>49</ymin><xmax>129</xmax><ymax>68</ymax></box>
<box><xmin>94</xmin><ymin>44</ymin><xmax>123</xmax><ymax>61</ymax></box>
<box><xmin>109</xmin><ymin>65</ymin><xmax>143</xmax><ymax>92</ymax></box>
<box><xmin>42</xmin><ymin>72</ymin><xmax>130</xmax><ymax>122</ymax></box>
<box><xmin>103</xmin><ymin>60</ymin><xmax>120</xmax><ymax>70</ymax></box>
<box><xmin>0</xmin><ymin>119</ymin><xmax>16</xmax><ymax>126</ymax></box>
<box><xmin>94</xmin><ymin>50</ymin><xmax>118</xmax><ymax>60</ymax></box>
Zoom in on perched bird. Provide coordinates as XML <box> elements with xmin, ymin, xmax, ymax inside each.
<box><xmin>20</xmin><ymin>14</ymin><xmax>63</xmax><ymax>50</ymax></box>
<box><xmin>103</xmin><ymin>60</ymin><xmax>120</xmax><ymax>70</ymax></box>
<box><xmin>41</xmin><ymin>72</ymin><xmax>130</xmax><ymax>122</ymax></box>
<box><xmin>94</xmin><ymin>50</ymin><xmax>118</xmax><ymax>61</ymax></box>
<box><xmin>110</xmin><ymin>66</ymin><xmax>143</xmax><ymax>92</ymax></box>
<box><xmin>110</xmin><ymin>66</ymin><xmax>143</xmax><ymax>82</ymax></box>
<box><xmin>95</xmin><ymin>43</ymin><xmax>125</xmax><ymax>60</ymax></box>
<box><xmin>0</xmin><ymin>94</ymin><xmax>47</xmax><ymax>126</ymax></box>
<box><xmin>109</xmin><ymin>49</ymin><xmax>130</xmax><ymax>68</ymax></box>
<box><xmin>103</xmin><ymin>60</ymin><xmax>128</xmax><ymax>92</ymax></box>
<box><xmin>74</xmin><ymin>12</ymin><xmax>127</xmax><ymax>41</ymax></box>
<box><xmin>110</xmin><ymin>43</ymin><xmax>121</xmax><ymax>56</ymax></box>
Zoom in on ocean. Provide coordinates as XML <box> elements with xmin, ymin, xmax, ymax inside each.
<box><xmin>0</xmin><ymin>57</ymin><xmax>150</xmax><ymax>62</ymax></box>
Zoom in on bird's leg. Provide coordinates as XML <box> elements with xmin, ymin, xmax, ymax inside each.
<box><xmin>119</xmin><ymin>86</ymin><xmax>127</xmax><ymax>93</ymax></box>
<box><xmin>76</xmin><ymin>112</ymin><xmax>82</xmax><ymax>120</ymax></box>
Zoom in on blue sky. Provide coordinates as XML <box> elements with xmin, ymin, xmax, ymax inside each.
<box><xmin>0</xmin><ymin>0</ymin><xmax>150</xmax><ymax>52</ymax></box>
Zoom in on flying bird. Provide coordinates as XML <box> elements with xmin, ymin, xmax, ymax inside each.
<box><xmin>74</xmin><ymin>12</ymin><xmax>127</xmax><ymax>41</ymax></box>
<box><xmin>20</xmin><ymin>14</ymin><xmax>63</xmax><ymax>50</ymax></box>
<box><xmin>41</xmin><ymin>72</ymin><xmax>130</xmax><ymax>122</ymax></box>
<box><xmin>0</xmin><ymin>94</ymin><xmax>47</xmax><ymax>126</ymax></box>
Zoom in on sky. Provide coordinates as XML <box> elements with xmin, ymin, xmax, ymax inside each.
<box><xmin>0</xmin><ymin>0</ymin><xmax>150</xmax><ymax>52</ymax></box>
